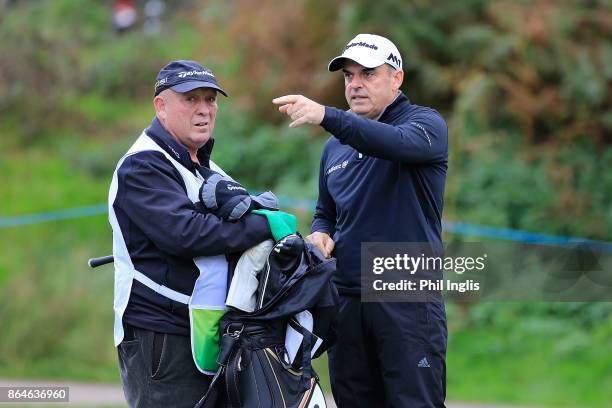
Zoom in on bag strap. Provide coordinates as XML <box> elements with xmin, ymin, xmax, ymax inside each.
<box><xmin>133</xmin><ymin>270</ymin><xmax>190</xmax><ymax>304</ymax></box>
<box><xmin>194</xmin><ymin>325</ymin><xmax>243</xmax><ymax>408</ymax></box>
<box><xmin>193</xmin><ymin>367</ymin><xmax>224</xmax><ymax>408</ymax></box>
<box><xmin>225</xmin><ymin>346</ymin><xmax>244</xmax><ymax>408</ymax></box>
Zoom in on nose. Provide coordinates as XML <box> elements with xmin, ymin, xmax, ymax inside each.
<box><xmin>195</xmin><ymin>100</ymin><xmax>211</xmax><ymax>116</ymax></box>
<box><xmin>347</xmin><ymin>76</ymin><xmax>363</xmax><ymax>91</ymax></box>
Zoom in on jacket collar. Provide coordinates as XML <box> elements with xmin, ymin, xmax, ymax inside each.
<box><xmin>145</xmin><ymin>116</ymin><xmax>213</xmax><ymax>169</ymax></box>
<box><xmin>378</xmin><ymin>91</ymin><xmax>410</xmax><ymax>123</ymax></box>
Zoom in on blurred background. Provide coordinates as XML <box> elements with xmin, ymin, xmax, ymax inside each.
<box><xmin>0</xmin><ymin>0</ymin><xmax>611</xmax><ymax>406</ymax></box>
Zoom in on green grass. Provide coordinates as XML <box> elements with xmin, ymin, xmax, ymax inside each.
<box><xmin>447</xmin><ymin>325</ymin><xmax>612</xmax><ymax>407</ymax></box>
<box><xmin>1</xmin><ymin>144</ymin><xmax>118</xmax><ymax>381</ymax></box>
<box><xmin>0</xmin><ymin>216</ymin><xmax>117</xmax><ymax>381</ymax></box>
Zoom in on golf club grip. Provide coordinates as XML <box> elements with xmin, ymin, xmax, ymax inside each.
<box><xmin>88</xmin><ymin>255</ymin><xmax>114</xmax><ymax>268</ymax></box>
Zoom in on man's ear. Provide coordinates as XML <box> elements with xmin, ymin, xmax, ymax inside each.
<box><xmin>153</xmin><ymin>95</ymin><xmax>166</xmax><ymax>121</ymax></box>
<box><xmin>393</xmin><ymin>69</ymin><xmax>404</xmax><ymax>93</ymax></box>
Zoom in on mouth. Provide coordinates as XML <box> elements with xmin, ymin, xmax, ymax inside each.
<box><xmin>194</xmin><ymin>121</ymin><xmax>208</xmax><ymax>128</ymax></box>
<box><xmin>350</xmin><ymin>95</ymin><xmax>369</xmax><ymax>102</ymax></box>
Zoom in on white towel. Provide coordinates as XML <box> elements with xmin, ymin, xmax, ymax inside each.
<box><xmin>285</xmin><ymin>310</ymin><xmax>323</xmax><ymax>364</ymax></box>
<box><xmin>225</xmin><ymin>239</ymin><xmax>274</xmax><ymax>312</ymax></box>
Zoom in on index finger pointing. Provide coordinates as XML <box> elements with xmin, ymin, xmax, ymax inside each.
<box><xmin>272</xmin><ymin>95</ymin><xmax>302</xmax><ymax>105</ymax></box>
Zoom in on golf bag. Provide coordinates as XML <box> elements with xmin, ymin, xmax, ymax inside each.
<box><xmin>195</xmin><ymin>234</ymin><xmax>338</xmax><ymax>408</ymax></box>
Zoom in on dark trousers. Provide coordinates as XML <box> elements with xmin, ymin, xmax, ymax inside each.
<box><xmin>118</xmin><ymin>324</ymin><xmax>212</xmax><ymax>408</ymax></box>
<box><xmin>328</xmin><ymin>296</ymin><xmax>447</xmax><ymax>408</ymax></box>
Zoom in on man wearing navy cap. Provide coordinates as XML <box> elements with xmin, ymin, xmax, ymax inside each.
<box><xmin>109</xmin><ymin>60</ymin><xmax>272</xmax><ymax>407</ymax></box>
<box><xmin>274</xmin><ymin>34</ymin><xmax>448</xmax><ymax>407</ymax></box>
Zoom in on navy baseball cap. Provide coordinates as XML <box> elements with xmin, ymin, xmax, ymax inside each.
<box><xmin>154</xmin><ymin>60</ymin><xmax>228</xmax><ymax>97</ymax></box>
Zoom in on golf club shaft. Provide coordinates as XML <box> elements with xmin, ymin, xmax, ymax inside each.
<box><xmin>88</xmin><ymin>255</ymin><xmax>114</xmax><ymax>268</ymax></box>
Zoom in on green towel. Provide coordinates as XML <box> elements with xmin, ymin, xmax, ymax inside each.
<box><xmin>252</xmin><ymin>209</ymin><xmax>297</xmax><ymax>241</ymax></box>
<box><xmin>190</xmin><ymin>308</ymin><xmax>225</xmax><ymax>372</ymax></box>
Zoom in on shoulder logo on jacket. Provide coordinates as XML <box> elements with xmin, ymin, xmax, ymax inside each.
<box><xmin>326</xmin><ymin>160</ymin><xmax>348</xmax><ymax>175</ymax></box>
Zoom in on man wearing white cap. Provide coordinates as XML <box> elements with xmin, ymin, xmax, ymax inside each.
<box><xmin>274</xmin><ymin>34</ymin><xmax>448</xmax><ymax>407</ymax></box>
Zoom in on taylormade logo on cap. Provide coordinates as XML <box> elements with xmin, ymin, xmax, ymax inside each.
<box><xmin>154</xmin><ymin>60</ymin><xmax>228</xmax><ymax>97</ymax></box>
<box><xmin>328</xmin><ymin>34</ymin><xmax>402</xmax><ymax>72</ymax></box>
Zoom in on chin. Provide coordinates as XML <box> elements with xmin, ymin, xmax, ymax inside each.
<box><xmin>351</xmin><ymin>106</ymin><xmax>370</xmax><ymax>116</ymax></box>
<box><xmin>192</xmin><ymin>134</ymin><xmax>210</xmax><ymax>144</ymax></box>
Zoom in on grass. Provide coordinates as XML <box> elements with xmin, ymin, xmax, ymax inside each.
<box><xmin>0</xmin><ymin>217</ymin><xmax>117</xmax><ymax>381</ymax></box>
<box><xmin>447</xmin><ymin>325</ymin><xmax>612</xmax><ymax>407</ymax></box>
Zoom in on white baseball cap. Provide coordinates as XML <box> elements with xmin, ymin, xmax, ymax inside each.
<box><xmin>328</xmin><ymin>33</ymin><xmax>402</xmax><ymax>72</ymax></box>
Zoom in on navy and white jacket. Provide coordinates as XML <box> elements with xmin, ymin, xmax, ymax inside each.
<box><xmin>112</xmin><ymin>117</ymin><xmax>271</xmax><ymax>335</ymax></box>
<box><xmin>312</xmin><ymin>92</ymin><xmax>448</xmax><ymax>294</ymax></box>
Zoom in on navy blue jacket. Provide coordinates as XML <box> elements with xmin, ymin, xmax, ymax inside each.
<box><xmin>312</xmin><ymin>92</ymin><xmax>448</xmax><ymax>294</ymax></box>
<box><xmin>114</xmin><ymin>117</ymin><xmax>271</xmax><ymax>335</ymax></box>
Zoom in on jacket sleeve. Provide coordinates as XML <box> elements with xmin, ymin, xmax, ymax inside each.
<box><xmin>311</xmin><ymin>145</ymin><xmax>337</xmax><ymax>235</ymax></box>
<box><xmin>115</xmin><ymin>151</ymin><xmax>272</xmax><ymax>257</ymax></box>
<box><xmin>320</xmin><ymin>106</ymin><xmax>448</xmax><ymax>164</ymax></box>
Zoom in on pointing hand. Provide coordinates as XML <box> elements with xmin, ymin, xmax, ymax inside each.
<box><xmin>272</xmin><ymin>94</ymin><xmax>325</xmax><ymax>128</ymax></box>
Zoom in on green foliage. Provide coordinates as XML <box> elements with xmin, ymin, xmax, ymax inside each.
<box><xmin>1</xmin><ymin>150</ymin><xmax>107</xmax><ymax>216</ymax></box>
<box><xmin>455</xmin><ymin>149</ymin><xmax>555</xmax><ymax>231</ymax></box>
<box><xmin>0</xmin><ymin>0</ymin><xmax>200</xmax><ymax>144</ymax></box>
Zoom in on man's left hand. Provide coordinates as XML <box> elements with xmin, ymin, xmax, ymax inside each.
<box><xmin>272</xmin><ymin>95</ymin><xmax>325</xmax><ymax>128</ymax></box>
